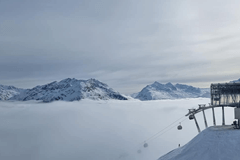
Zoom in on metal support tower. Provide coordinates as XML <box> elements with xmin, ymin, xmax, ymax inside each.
<box><xmin>222</xmin><ymin>106</ymin><xmax>225</xmax><ymax>125</ymax></box>
<box><xmin>202</xmin><ymin>109</ymin><xmax>208</xmax><ymax>128</ymax></box>
<box><xmin>212</xmin><ymin>107</ymin><xmax>216</xmax><ymax>126</ymax></box>
<box><xmin>193</xmin><ymin>114</ymin><xmax>201</xmax><ymax>133</ymax></box>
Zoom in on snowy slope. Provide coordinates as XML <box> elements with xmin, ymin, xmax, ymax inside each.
<box><xmin>158</xmin><ymin>125</ymin><xmax>240</xmax><ymax>160</ymax></box>
<box><xmin>130</xmin><ymin>93</ymin><xmax>139</xmax><ymax>98</ymax></box>
<box><xmin>135</xmin><ymin>82</ymin><xmax>210</xmax><ymax>100</ymax></box>
<box><xmin>0</xmin><ymin>85</ymin><xmax>25</xmax><ymax>100</ymax></box>
<box><xmin>9</xmin><ymin>78</ymin><xmax>127</xmax><ymax>102</ymax></box>
<box><xmin>230</xmin><ymin>78</ymin><xmax>240</xmax><ymax>83</ymax></box>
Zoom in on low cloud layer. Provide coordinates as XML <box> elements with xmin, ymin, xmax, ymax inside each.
<box><xmin>0</xmin><ymin>99</ymin><xmax>236</xmax><ymax>160</ymax></box>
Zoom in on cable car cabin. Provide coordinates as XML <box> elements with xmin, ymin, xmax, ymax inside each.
<box><xmin>189</xmin><ymin>115</ymin><xmax>194</xmax><ymax>120</ymax></box>
<box><xmin>177</xmin><ymin>124</ymin><xmax>182</xmax><ymax>130</ymax></box>
<box><xmin>143</xmin><ymin>143</ymin><xmax>148</xmax><ymax>148</ymax></box>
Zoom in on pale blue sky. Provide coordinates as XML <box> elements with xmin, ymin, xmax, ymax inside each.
<box><xmin>1</xmin><ymin>0</ymin><xmax>240</xmax><ymax>94</ymax></box>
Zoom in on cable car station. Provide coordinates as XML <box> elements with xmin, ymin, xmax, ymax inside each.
<box><xmin>186</xmin><ymin>83</ymin><xmax>240</xmax><ymax>133</ymax></box>
<box><xmin>137</xmin><ymin>82</ymin><xmax>240</xmax><ymax>153</ymax></box>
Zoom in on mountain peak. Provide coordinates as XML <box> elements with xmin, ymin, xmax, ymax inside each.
<box><xmin>0</xmin><ymin>84</ymin><xmax>25</xmax><ymax>100</ymax></box>
<box><xmin>87</xmin><ymin>78</ymin><xmax>100</xmax><ymax>83</ymax></box>
<box><xmin>0</xmin><ymin>78</ymin><xmax>127</xmax><ymax>102</ymax></box>
<box><xmin>165</xmin><ymin>82</ymin><xmax>174</xmax><ymax>87</ymax></box>
<box><xmin>135</xmin><ymin>81</ymin><xmax>209</xmax><ymax>100</ymax></box>
<box><xmin>60</xmin><ymin>78</ymin><xmax>77</xmax><ymax>83</ymax></box>
<box><xmin>153</xmin><ymin>81</ymin><xmax>161</xmax><ymax>85</ymax></box>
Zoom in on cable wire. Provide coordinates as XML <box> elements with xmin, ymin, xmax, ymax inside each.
<box><xmin>147</xmin><ymin>117</ymin><xmax>188</xmax><ymax>143</ymax></box>
<box><xmin>138</xmin><ymin>115</ymin><xmax>187</xmax><ymax>145</ymax></box>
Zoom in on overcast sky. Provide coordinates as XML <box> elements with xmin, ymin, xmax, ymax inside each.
<box><xmin>1</xmin><ymin>0</ymin><xmax>240</xmax><ymax>94</ymax></box>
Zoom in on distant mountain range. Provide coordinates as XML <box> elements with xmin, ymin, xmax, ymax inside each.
<box><xmin>133</xmin><ymin>82</ymin><xmax>210</xmax><ymax>101</ymax></box>
<box><xmin>0</xmin><ymin>78</ymin><xmax>127</xmax><ymax>102</ymax></box>
<box><xmin>0</xmin><ymin>85</ymin><xmax>25</xmax><ymax>100</ymax></box>
<box><xmin>230</xmin><ymin>78</ymin><xmax>240</xmax><ymax>83</ymax></box>
<box><xmin>1</xmin><ymin>78</ymin><xmax>225</xmax><ymax>102</ymax></box>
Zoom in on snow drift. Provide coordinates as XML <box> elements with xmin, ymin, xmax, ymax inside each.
<box><xmin>158</xmin><ymin>125</ymin><xmax>240</xmax><ymax>160</ymax></box>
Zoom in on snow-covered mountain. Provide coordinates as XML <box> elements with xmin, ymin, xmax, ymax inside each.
<box><xmin>0</xmin><ymin>85</ymin><xmax>25</xmax><ymax>100</ymax></box>
<box><xmin>135</xmin><ymin>82</ymin><xmax>210</xmax><ymax>100</ymax></box>
<box><xmin>158</xmin><ymin>125</ymin><xmax>240</xmax><ymax>160</ymax></box>
<box><xmin>0</xmin><ymin>78</ymin><xmax>127</xmax><ymax>102</ymax></box>
<box><xmin>130</xmin><ymin>92</ymin><xmax>139</xmax><ymax>98</ymax></box>
<box><xmin>230</xmin><ymin>78</ymin><xmax>240</xmax><ymax>83</ymax></box>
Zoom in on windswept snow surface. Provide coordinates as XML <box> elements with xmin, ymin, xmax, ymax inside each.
<box><xmin>0</xmin><ymin>98</ymin><xmax>236</xmax><ymax>160</ymax></box>
<box><xmin>158</xmin><ymin>125</ymin><xmax>240</xmax><ymax>160</ymax></box>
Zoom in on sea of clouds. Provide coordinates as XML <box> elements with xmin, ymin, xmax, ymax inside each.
<box><xmin>0</xmin><ymin>98</ymin><xmax>235</xmax><ymax>160</ymax></box>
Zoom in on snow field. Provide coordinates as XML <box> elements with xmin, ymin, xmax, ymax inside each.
<box><xmin>158</xmin><ymin>125</ymin><xmax>240</xmax><ymax>160</ymax></box>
